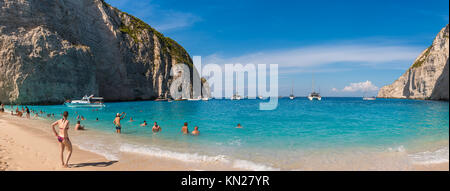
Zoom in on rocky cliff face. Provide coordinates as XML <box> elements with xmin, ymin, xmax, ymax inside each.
<box><xmin>0</xmin><ymin>0</ymin><xmax>207</xmax><ymax>104</ymax></box>
<box><xmin>378</xmin><ymin>24</ymin><xmax>449</xmax><ymax>100</ymax></box>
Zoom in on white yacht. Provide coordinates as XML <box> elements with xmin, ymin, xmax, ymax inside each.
<box><xmin>188</xmin><ymin>96</ymin><xmax>202</xmax><ymax>101</ymax></box>
<box><xmin>362</xmin><ymin>90</ymin><xmax>376</xmax><ymax>100</ymax></box>
<box><xmin>308</xmin><ymin>75</ymin><xmax>321</xmax><ymax>101</ymax></box>
<box><xmin>363</xmin><ymin>97</ymin><xmax>376</xmax><ymax>100</ymax></box>
<box><xmin>231</xmin><ymin>75</ymin><xmax>241</xmax><ymax>100</ymax></box>
<box><xmin>308</xmin><ymin>92</ymin><xmax>322</xmax><ymax>101</ymax></box>
<box><xmin>231</xmin><ymin>94</ymin><xmax>242</xmax><ymax>100</ymax></box>
<box><xmin>65</xmin><ymin>95</ymin><xmax>105</xmax><ymax>107</ymax></box>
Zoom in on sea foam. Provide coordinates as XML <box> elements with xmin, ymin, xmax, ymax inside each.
<box><xmin>119</xmin><ymin>143</ymin><xmax>279</xmax><ymax>171</ymax></box>
<box><xmin>408</xmin><ymin>146</ymin><xmax>449</xmax><ymax>165</ymax></box>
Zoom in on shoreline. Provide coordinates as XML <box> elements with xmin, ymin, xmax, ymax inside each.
<box><xmin>0</xmin><ymin>112</ymin><xmax>448</xmax><ymax>171</ymax></box>
<box><xmin>0</xmin><ymin>113</ymin><xmax>242</xmax><ymax>171</ymax></box>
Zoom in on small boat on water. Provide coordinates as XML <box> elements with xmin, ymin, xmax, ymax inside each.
<box><xmin>308</xmin><ymin>74</ymin><xmax>321</xmax><ymax>101</ymax></box>
<box><xmin>65</xmin><ymin>95</ymin><xmax>105</xmax><ymax>107</ymax></box>
<box><xmin>202</xmin><ymin>97</ymin><xmax>209</xmax><ymax>101</ymax></box>
<box><xmin>155</xmin><ymin>97</ymin><xmax>168</xmax><ymax>101</ymax></box>
<box><xmin>308</xmin><ymin>92</ymin><xmax>322</xmax><ymax>101</ymax></box>
<box><xmin>363</xmin><ymin>96</ymin><xmax>376</xmax><ymax>100</ymax></box>
<box><xmin>289</xmin><ymin>81</ymin><xmax>295</xmax><ymax>100</ymax></box>
<box><xmin>231</xmin><ymin>94</ymin><xmax>242</xmax><ymax>100</ymax></box>
<box><xmin>362</xmin><ymin>90</ymin><xmax>376</xmax><ymax>100</ymax></box>
<box><xmin>231</xmin><ymin>75</ymin><xmax>242</xmax><ymax>100</ymax></box>
<box><xmin>188</xmin><ymin>96</ymin><xmax>202</xmax><ymax>101</ymax></box>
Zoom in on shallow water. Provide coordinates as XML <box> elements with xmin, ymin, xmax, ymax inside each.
<box><xmin>7</xmin><ymin>97</ymin><xmax>449</xmax><ymax>170</ymax></box>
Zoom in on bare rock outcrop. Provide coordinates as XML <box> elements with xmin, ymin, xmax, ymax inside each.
<box><xmin>0</xmin><ymin>0</ymin><xmax>208</xmax><ymax>104</ymax></box>
<box><xmin>378</xmin><ymin>24</ymin><xmax>449</xmax><ymax>101</ymax></box>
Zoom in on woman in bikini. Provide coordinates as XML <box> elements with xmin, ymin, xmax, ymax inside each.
<box><xmin>51</xmin><ymin>111</ymin><xmax>72</xmax><ymax>168</ymax></box>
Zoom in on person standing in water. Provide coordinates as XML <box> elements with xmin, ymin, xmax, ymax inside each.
<box><xmin>181</xmin><ymin>122</ymin><xmax>189</xmax><ymax>134</ymax></box>
<box><xmin>113</xmin><ymin>112</ymin><xmax>126</xmax><ymax>134</ymax></box>
<box><xmin>191</xmin><ymin>126</ymin><xmax>200</xmax><ymax>136</ymax></box>
<box><xmin>152</xmin><ymin>122</ymin><xmax>162</xmax><ymax>132</ymax></box>
<box><xmin>75</xmin><ymin>121</ymin><xmax>85</xmax><ymax>130</ymax></box>
<box><xmin>51</xmin><ymin>111</ymin><xmax>72</xmax><ymax>168</ymax></box>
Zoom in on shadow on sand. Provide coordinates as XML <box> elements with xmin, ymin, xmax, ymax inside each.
<box><xmin>71</xmin><ymin>161</ymin><xmax>118</xmax><ymax>168</ymax></box>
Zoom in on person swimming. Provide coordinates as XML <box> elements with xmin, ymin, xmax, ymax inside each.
<box><xmin>236</xmin><ymin>124</ymin><xmax>243</xmax><ymax>128</ymax></box>
<box><xmin>191</xmin><ymin>126</ymin><xmax>200</xmax><ymax>136</ymax></box>
<box><xmin>129</xmin><ymin>117</ymin><xmax>134</xmax><ymax>122</ymax></box>
<box><xmin>140</xmin><ymin>120</ymin><xmax>148</xmax><ymax>127</ymax></box>
<box><xmin>152</xmin><ymin>122</ymin><xmax>162</xmax><ymax>132</ymax></box>
<box><xmin>75</xmin><ymin>121</ymin><xmax>85</xmax><ymax>130</ymax></box>
<box><xmin>51</xmin><ymin>111</ymin><xmax>72</xmax><ymax>168</ymax></box>
<box><xmin>113</xmin><ymin>112</ymin><xmax>126</xmax><ymax>134</ymax></box>
<box><xmin>181</xmin><ymin>122</ymin><xmax>189</xmax><ymax>134</ymax></box>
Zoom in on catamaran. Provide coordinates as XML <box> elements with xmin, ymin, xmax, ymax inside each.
<box><xmin>307</xmin><ymin>75</ymin><xmax>321</xmax><ymax>101</ymax></box>
<box><xmin>65</xmin><ymin>95</ymin><xmax>105</xmax><ymax>107</ymax></box>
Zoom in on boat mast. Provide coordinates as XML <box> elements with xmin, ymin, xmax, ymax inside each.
<box><xmin>291</xmin><ymin>80</ymin><xmax>294</xmax><ymax>96</ymax></box>
<box><xmin>236</xmin><ymin>74</ymin><xmax>239</xmax><ymax>96</ymax></box>
<box><xmin>312</xmin><ymin>73</ymin><xmax>315</xmax><ymax>93</ymax></box>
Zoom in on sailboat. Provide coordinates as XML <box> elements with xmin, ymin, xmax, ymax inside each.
<box><xmin>307</xmin><ymin>74</ymin><xmax>321</xmax><ymax>101</ymax></box>
<box><xmin>289</xmin><ymin>81</ymin><xmax>295</xmax><ymax>100</ymax></box>
<box><xmin>231</xmin><ymin>75</ymin><xmax>242</xmax><ymax>100</ymax></box>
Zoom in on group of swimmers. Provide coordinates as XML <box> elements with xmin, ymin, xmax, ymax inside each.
<box><xmin>1</xmin><ymin>105</ymin><xmax>245</xmax><ymax>168</ymax></box>
<box><xmin>112</xmin><ymin>112</ymin><xmax>198</xmax><ymax>135</ymax></box>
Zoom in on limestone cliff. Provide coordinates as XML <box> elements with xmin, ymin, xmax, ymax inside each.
<box><xmin>378</xmin><ymin>24</ymin><xmax>449</xmax><ymax>100</ymax></box>
<box><xmin>0</xmin><ymin>0</ymin><xmax>208</xmax><ymax>104</ymax></box>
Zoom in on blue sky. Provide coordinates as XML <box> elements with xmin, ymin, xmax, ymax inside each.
<box><xmin>106</xmin><ymin>0</ymin><xmax>449</xmax><ymax>97</ymax></box>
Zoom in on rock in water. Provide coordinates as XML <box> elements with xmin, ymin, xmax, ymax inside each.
<box><xmin>378</xmin><ymin>24</ymin><xmax>449</xmax><ymax>101</ymax></box>
<box><xmin>0</xmin><ymin>0</ymin><xmax>208</xmax><ymax>104</ymax></box>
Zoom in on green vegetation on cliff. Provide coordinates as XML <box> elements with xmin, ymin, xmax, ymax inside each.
<box><xmin>411</xmin><ymin>45</ymin><xmax>432</xmax><ymax>68</ymax></box>
<box><xmin>117</xmin><ymin>12</ymin><xmax>192</xmax><ymax>67</ymax></box>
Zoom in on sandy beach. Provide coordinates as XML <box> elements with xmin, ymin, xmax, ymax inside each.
<box><xmin>0</xmin><ymin>112</ymin><xmax>243</xmax><ymax>171</ymax></box>
<box><xmin>0</xmin><ymin>112</ymin><xmax>448</xmax><ymax>171</ymax></box>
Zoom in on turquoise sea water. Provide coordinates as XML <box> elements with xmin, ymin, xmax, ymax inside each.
<box><xmin>7</xmin><ymin>98</ymin><xmax>449</xmax><ymax>170</ymax></box>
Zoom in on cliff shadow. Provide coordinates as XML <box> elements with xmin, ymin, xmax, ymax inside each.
<box><xmin>430</xmin><ymin>59</ymin><xmax>449</xmax><ymax>100</ymax></box>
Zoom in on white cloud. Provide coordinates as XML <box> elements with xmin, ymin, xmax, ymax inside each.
<box><xmin>340</xmin><ymin>81</ymin><xmax>379</xmax><ymax>92</ymax></box>
<box><xmin>149</xmin><ymin>11</ymin><xmax>201</xmax><ymax>31</ymax></box>
<box><xmin>106</xmin><ymin>0</ymin><xmax>201</xmax><ymax>31</ymax></box>
<box><xmin>203</xmin><ymin>42</ymin><xmax>422</xmax><ymax>73</ymax></box>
